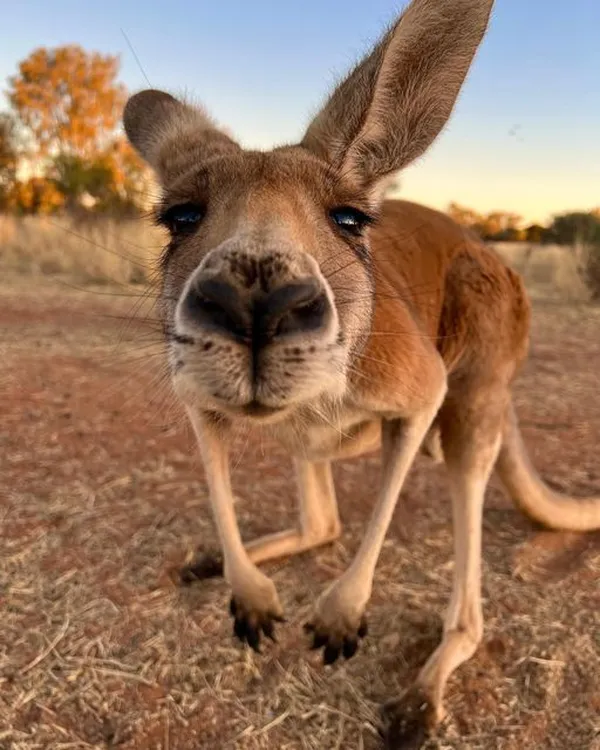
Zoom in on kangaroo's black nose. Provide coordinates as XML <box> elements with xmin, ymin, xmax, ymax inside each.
<box><xmin>181</xmin><ymin>276</ymin><xmax>330</xmax><ymax>345</ymax></box>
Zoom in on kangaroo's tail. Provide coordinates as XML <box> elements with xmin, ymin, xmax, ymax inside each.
<box><xmin>496</xmin><ymin>402</ymin><xmax>600</xmax><ymax>531</ymax></box>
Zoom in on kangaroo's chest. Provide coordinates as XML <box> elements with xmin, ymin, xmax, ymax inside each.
<box><xmin>270</xmin><ymin>405</ymin><xmax>382</xmax><ymax>462</ymax></box>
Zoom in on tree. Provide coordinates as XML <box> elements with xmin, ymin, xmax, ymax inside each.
<box><xmin>447</xmin><ymin>203</ymin><xmax>525</xmax><ymax>241</ymax></box>
<box><xmin>478</xmin><ymin>211</ymin><xmax>523</xmax><ymax>240</ymax></box>
<box><xmin>525</xmin><ymin>224</ymin><xmax>546</xmax><ymax>243</ymax></box>
<box><xmin>447</xmin><ymin>202</ymin><xmax>482</xmax><ymax>229</ymax></box>
<box><xmin>52</xmin><ymin>138</ymin><xmax>148</xmax><ymax>214</ymax></box>
<box><xmin>547</xmin><ymin>212</ymin><xmax>600</xmax><ymax>247</ymax></box>
<box><xmin>8</xmin><ymin>45</ymin><xmax>125</xmax><ymax>159</ymax></box>
<box><xmin>494</xmin><ymin>226</ymin><xmax>526</xmax><ymax>242</ymax></box>
<box><xmin>8</xmin><ymin>44</ymin><xmax>149</xmax><ymax>213</ymax></box>
<box><xmin>0</xmin><ymin>113</ymin><xmax>19</xmax><ymax>207</ymax></box>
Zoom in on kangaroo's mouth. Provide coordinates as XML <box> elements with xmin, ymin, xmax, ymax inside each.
<box><xmin>239</xmin><ymin>400</ymin><xmax>286</xmax><ymax>418</ymax></box>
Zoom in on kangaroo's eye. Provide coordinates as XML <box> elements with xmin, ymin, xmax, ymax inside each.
<box><xmin>159</xmin><ymin>203</ymin><xmax>205</xmax><ymax>234</ymax></box>
<box><xmin>330</xmin><ymin>206</ymin><xmax>374</xmax><ymax>237</ymax></box>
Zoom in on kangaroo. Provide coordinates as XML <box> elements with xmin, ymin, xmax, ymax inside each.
<box><xmin>123</xmin><ymin>0</ymin><xmax>600</xmax><ymax>745</ymax></box>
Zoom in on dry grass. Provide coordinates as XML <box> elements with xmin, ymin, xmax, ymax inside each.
<box><xmin>0</xmin><ymin>216</ymin><xmax>594</xmax><ymax>302</ymax></box>
<box><xmin>1</xmin><ymin>270</ymin><xmax>599</xmax><ymax>749</ymax></box>
<box><xmin>0</xmin><ymin>214</ymin><xmax>164</xmax><ymax>286</ymax></box>
<box><xmin>491</xmin><ymin>242</ymin><xmax>590</xmax><ymax>302</ymax></box>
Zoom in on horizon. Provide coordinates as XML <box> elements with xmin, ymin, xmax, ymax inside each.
<box><xmin>2</xmin><ymin>0</ymin><xmax>599</xmax><ymax>224</ymax></box>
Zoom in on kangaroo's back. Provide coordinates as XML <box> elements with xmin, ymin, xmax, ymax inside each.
<box><xmin>370</xmin><ymin>198</ymin><xmax>531</xmax><ymax>376</ymax></box>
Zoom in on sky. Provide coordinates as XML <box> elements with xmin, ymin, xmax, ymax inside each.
<box><xmin>1</xmin><ymin>0</ymin><xmax>599</xmax><ymax>224</ymax></box>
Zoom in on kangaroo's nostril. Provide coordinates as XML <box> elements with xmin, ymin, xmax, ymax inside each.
<box><xmin>184</xmin><ymin>278</ymin><xmax>249</xmax><ymax>340</ymax></box>
<box><xmin>257</xmin><ymin>279</ymin><xmax>329</xmax><ymax>339</ymax></box>
<box><xmin>275</xmin><ymin>293</ymin><xmax>328</xmax><ymax>337</ymax></box>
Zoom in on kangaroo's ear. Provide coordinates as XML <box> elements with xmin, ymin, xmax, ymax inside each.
<box><xmin>123</xmin><ymin>89</ymin><xmax>240</xmax><ymax>184</ymax></box>
<box><xmin>301</xmin><ymin>0</ymin><xmax>494</xmax><ymax>196</ymax></box>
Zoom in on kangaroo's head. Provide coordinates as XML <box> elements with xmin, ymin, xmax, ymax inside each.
<box><xmin>124</xmin><ymin>0</ymin><xmax>494</xmax><ymax>424</ymax></box>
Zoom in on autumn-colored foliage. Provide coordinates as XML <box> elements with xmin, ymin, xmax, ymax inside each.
<box><xmin>6</xmin><ymin>177</ymin><xmax>65</xmax><ymax>215</ymax></box>
<box><xmin>0</xmin><ymin>114</ymin><xmax>19</xmax><ymax>207</ymax></box>
<box><xmin>93</xmin><ymin>138</ymin><xmax>149</xmax><ymax>209</ymax></box>
<box><xmin>8</xmin><ymin>45</ymin><xmax>125</xmax><ymax>158</ymax></box>
<box><xmin>3</xmin><ymin>44</ymin><xmax>151</xmax><ymax>214</ymax></box>
<box><xmin>447</xmin><ymin>201</ymin><xmax>524</xmax><ymax>241</ymax></box>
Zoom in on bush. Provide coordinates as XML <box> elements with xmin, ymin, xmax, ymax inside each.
<box><xmin>547</xmin><ymin>212</ymin><xmax>600</xmax><ymax>247</ymax></box>
<box><xmin>52</xmin><ymin>146</ymin><xmax>148</xmax><ymax>216</ymax></box>
<box><xmin>544</xmin><ymin>211</ymin><xmax>600</xmax><ymax>300</ymax></box>
<box><xmin>584</xmin><ymin>243</ymin><xmax>600</xmax><ymax>300</ymax></box>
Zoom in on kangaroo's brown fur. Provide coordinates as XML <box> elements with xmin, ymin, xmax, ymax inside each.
<box><xmin>123</xmin><ymin>0</ymin><xmax>600</xmax><ymax>745</ymax></box>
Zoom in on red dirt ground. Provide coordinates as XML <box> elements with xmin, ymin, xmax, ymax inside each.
<box><xmin>1</xmin><ymin>274</ymin><xmax>599</xmax><ymax>749</ymax></box>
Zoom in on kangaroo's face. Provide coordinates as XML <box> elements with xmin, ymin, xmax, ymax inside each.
<box><xmin>152</xmin><ymin>143</ymin><xmax>375</xmax><ymax>423</ymax></box>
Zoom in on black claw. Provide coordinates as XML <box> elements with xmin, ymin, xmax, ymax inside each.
<box><xmin>323</xmin><ymin>644</ymin><xmax>340</xmax><ymax>665</ymax></box>
<box><xmin>358</xmin><ymin>618</ymin><xmax>368</xmax><ymax>639</ymax></box>
<box><xmin>246</xmin><ymin>627</ymin><xmax>261</xmax><ymax>653</ymax></box>
<box><xmin>180</xmin><ymin>553</ymin><xmax>224</xmax><ymax>583</ymax></box>
<box><xmin>306</xmin><ymin>613</ymin><xmax>368</xmax><ymax>663</ymax></box>
<box><xmin>343</xmin><ymin>638</ymin><xmax>358</xmax><ymax>660</ymax></box>
<box><xmin>381</xmin><ymin>688</ymin><xmax>433</xmax><ymax>750</ymax></box>
<box><xmin>234</xmin><ymin>617</ymin><xmax>247</xmax><ymax>641</ymax></box>
<box><xmin>179</xmin><ymin>567</ymin><xmax>196</xmax><ymax>585</ymax></box>
<box><xmin>311</xmin><ymin>632</ymin><xmax>329</xmax><ymax>650</ymax></box>
<box><xmin>229</xmin><ymin>599</ymin><xmax>283</xmax><ymax>653</ymax></box>
<box><xmin>262</xmin><ymin>619</ymin><xmax>276</xmax><ymax>642</ymax></box>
